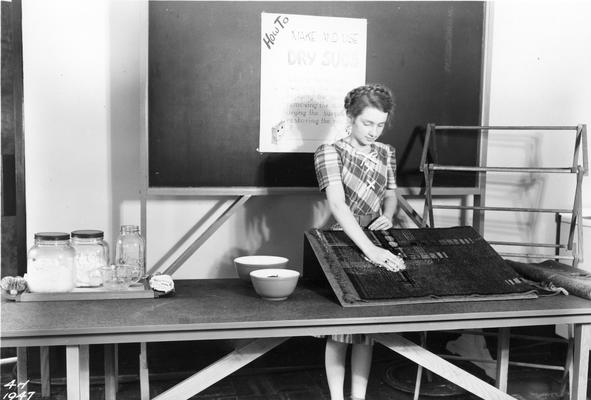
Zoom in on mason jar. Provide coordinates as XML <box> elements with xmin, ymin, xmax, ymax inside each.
<box><xmin>71</xmin><ymin>229</ymin><xmax>109</xmax><ymax>287</ymax></box>
<box><xmin>26</xmin><ymin>232</ymin><xmax>76</xmax><ymax>293</ymax></box>
<box><xmin>115</xmin><ymin>225</ymin><xmax>145</xmax><ymax>278</ymax></box>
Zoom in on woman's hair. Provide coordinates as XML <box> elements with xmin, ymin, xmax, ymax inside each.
<box><xmin>344</xmin><ymin>83</ymin><xmax>395</xmax><ymax>119</ymax></box>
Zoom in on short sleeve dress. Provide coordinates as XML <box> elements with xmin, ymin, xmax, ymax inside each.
<box><xmin>313</xmin><ymin>138</ymin><xmax>397</xmax><ymax>344</ymax></box>
<box><xmin>315</xmin><ymin>139</ymin><xmax>397</xmax><ymax>219</ymax></box>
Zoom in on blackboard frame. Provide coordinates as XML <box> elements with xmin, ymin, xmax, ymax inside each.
<box><xmin>146</xmin><ymin>1</ymin><xmax>486</xmax><ymax>193</ymax></box>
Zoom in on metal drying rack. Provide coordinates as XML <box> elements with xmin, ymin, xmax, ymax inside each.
<box><xmin>403</xmin><ymin>124</ymin><xmax>589</xmax><ymax>399</ymax></box>
<box><xmin>420</xmin><ymin>124</ymin><xmax>588</xmax><ymax>266</ymax></box>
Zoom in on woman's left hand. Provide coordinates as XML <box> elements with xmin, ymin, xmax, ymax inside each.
<box><xmin>368</xmin><ymin>215</ymin><xmax>393</xmax><ymax>231</ymax></box>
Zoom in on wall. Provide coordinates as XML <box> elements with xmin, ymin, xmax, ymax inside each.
<box><xmin>484</xmin><ymin>1</ymin><xmax>591</xmax><ymax>267</ymax></box>
<box><xmin>22</xmin><ymin>0</ymin><xmax>331</xmax><ymax>278</ymax></box>
<box><xmin>23</xmin><ymin>1</ymin><xmax>113</xmax><ymax>242</ymax></box>
<box><xmin>23</xmin><ymin>1</ymin><xmax>590</xmax><ymax>278</ymax></box>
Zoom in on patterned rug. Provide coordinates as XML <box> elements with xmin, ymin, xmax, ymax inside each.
<box><xmin>315</xmin><ymin>226</ymin><xmax>535</xmax><ymax>301</ymax></box>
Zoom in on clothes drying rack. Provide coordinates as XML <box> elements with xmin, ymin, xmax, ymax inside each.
<box><xmin>420</xmin><ymin>124</ymin><xmax>588</xmax><ymax>266</ymax></box>
<box><xmin>403</xmin><ymin>124</ymin><xmax>588</xmax><ymax>399</ymax></box>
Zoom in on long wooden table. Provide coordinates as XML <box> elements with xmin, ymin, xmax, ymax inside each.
<box><xmin>2</xmin><ymin>279</ymin><xmax>591</xmax><ymax>399</ymax></box>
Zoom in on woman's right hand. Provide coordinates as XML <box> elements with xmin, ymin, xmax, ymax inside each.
<box><xmin>364</xmin><ymin>245</ymin><xmax>406</xmax><ymax>272</ymax></box>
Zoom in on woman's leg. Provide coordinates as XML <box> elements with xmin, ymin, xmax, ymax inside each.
<box><xmin>350</xmin><ymin>343</ymin><xmax>373</xmax><ymax>400</ymax></box>
<box><xmin>325</xmin><ymin>338</ymin><xmax>348</xmax><ymax>400</ymax></box>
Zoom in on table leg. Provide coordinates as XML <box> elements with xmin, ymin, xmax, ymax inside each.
<box><xmin>16</xmin><ymin>347</ymin><xmax>27</xmax><ymax>396</ymax></box>
<box><xmin>139</xmin><ymin>342</ymin><xmax>150</xmax><ymax>400</ymax></box>
<box><xmin>572</xmin><ymin>324</ymin><xmax>591</xmax><ymax>400</ymax></box>
<box><xmin>40</xmin><ymin>346</ymin><xmax>51</xmax><ymax>398</ymax></box>
<box><xmin>372</xmin><ymin>333</ymin><xmax>516</xmax><ymax>400</ymax></box>
<box><xmin>66</xmin><ymin>345</ymin><xmax>89</xmax><ymax>400</ymax></box>
<box><xmin>413</xmin><ymin>331</ymin><xmax>427</xmax><ymax>400</ymax></box>
<box><xmin>496</xmin><ymin>328</ymin><xmax>510</xmax><ymax>392</ymax></box>
<box><xmin>115</xmin><ymin>344</ymin><xmax>119</xmax><ymax>392</ymax></box>
<box><xmin>104</xmin><ymin>344</ymin><xmax>117</xmax><ymax>400</ymax></box>
<box><xmin>560</xmin><ymin>336</ymin><xmax>574</xmax><ymax>397</ymax></box>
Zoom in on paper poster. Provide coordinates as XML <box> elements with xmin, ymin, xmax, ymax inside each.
<box><xmin>259</xmin><ymin>13</ymin><xmax>367</xmax><ymax>153</ymax></box>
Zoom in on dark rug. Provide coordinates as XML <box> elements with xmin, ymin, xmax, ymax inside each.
<box><xmin>321</xmin><ymin>226</ymin><xmax>534</xmax><ymax>300</ymax></box>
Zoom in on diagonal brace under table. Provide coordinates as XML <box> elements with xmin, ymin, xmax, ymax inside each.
<box><xmin>153</xmin><ymin>337</ymin><xmax>288</xmax><ymax>400</ymax></box>
<box><xmin>372</xmin><ymin>333</ymin><xmax>516</xmax><ymax>400</ymax></box>
<box><xmin>163</xmin><ymin>195</ymin><xmax>252</xmax><ymax>276</ymax></box>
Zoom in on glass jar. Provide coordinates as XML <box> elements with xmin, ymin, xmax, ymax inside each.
<box><xmin>115</xmin><ymin>225</ymin><xmax>145</xmax><ymax>277</ymax></box>
<box><xmin>71</xmin><ymin>230</ymin><xmax>109</xmax><ymax>287</ymax></box>
<box><xmin>26</xmin><ymin>232</ymin><xmax>76</xmax><ymax>293</ymax></box>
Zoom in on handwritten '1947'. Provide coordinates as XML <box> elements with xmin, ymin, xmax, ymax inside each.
<box><xmin>2</xmin><ymin>380</ymin><xmax>35</xmax><ymax>400</ymax></box>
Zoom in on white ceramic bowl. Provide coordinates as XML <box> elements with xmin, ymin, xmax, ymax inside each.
<box><xmin>250</xmin><ymin>268</ymin><xmax>300</xmax><ymax>301</ymax></box>
<box><xmin>234</xmin><ymin>255</ymin><xmax>289</xmax><ymax>281</ymax></box>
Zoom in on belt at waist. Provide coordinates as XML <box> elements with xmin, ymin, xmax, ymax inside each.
<box><xmin>354</xmin><ymin>212</ymin><xmax>380</xmax><ymax>228</ymax></box>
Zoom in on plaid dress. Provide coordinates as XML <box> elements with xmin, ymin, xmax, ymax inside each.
<box><xmin>314</xmin><ymin>139</ymin><xmax>397</xmax><ymax>344</ymax></box>
<box><xmin>315</xmin><ymin>139</ymin><xmax>397</xmax><ymax>216</ymax></box>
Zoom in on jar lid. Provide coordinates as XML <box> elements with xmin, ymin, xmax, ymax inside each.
<box><xmin>71</xmin><ymin>229</ymin><xmax>104</xmax><ymax>239</ymax></box>
<box><xmin>34</xmin><ymin>232</ymin><xmax>70</xmax><ymax>241</ymax></box>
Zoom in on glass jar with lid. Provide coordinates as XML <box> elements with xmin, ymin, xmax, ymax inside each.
<box><xmin>26</xmin><ymin>232</ymin><xmax>76</xmax><ymax>293</ymax></box>
<box><xmin>71</xmin><ymin>229</ymin><xmax>109</xmax><ymax>287</ymax></box>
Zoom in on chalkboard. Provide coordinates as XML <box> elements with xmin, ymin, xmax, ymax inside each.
<box><xmin>149</xmin><ymin>1</ymin><xmax>484</xmax><ymax>189</ymax></box>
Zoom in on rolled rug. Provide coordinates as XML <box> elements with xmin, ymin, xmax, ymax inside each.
<box><xmin>506</xmin><ymin>259</ymin><xmax>591</xmax><ymax>300</ymax></box>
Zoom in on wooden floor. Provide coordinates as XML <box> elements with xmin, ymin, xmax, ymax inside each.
<box><xmin>0</xmin><ymin>332</ymin><xmax>587</xmax><ymax>400</ymax></box>
<box><xmin>0</xmin><ymin>360</ymin><xmax>572</xmax><ymax>400</ymax></box>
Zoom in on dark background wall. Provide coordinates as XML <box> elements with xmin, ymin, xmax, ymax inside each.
<box><xmin>148</xmin><ymin>1</ymin><xmax>484</xmax><ymax>189</ymax></box>
<box><xmin>1</xmin><ymin>0</ymin><xmax>25</xmax><ymax>277</ymax></box>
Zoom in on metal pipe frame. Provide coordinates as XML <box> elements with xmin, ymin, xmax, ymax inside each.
<box><xmin>420</xmin><ymin>124</ymin><xmax>587</xmax><ymax>266</ymax></box>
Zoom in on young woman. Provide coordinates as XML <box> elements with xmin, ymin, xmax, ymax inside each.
<box><xmin>314</xmin><ymin>83</ymin><xmax>405</xmax><ymax>400</ymax></box>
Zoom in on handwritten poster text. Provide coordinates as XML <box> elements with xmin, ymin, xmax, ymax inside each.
<box><xmin>259</xmin><ymin>13</ymin><xmax>367</xmax><ymax>153</ymax></box>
